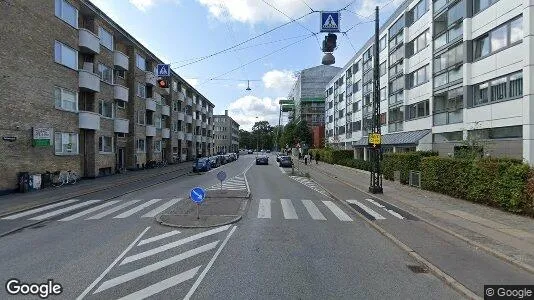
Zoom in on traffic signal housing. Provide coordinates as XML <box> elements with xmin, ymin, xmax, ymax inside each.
<box><xmin>322</xmin><ymin>33</ymin><xmax>337</xmax><ymax>53</ymax></box>
<box><xmin>157</xmin><ymin>78</ymin><xmax>169</xmax><ymax>88</ymax></box>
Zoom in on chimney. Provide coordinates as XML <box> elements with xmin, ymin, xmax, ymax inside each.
<box><xmin>225</xmin><ymin>110</ymin><xmax>228</xmax><ymax>116</ymax></box>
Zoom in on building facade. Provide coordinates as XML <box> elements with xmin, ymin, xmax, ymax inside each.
<box><xmin>213</xmin><ymin>110</ymin><xmax>240</xmax><ymax>154</ymax></box>
<box><xmin>0</xmin><ymin>0</ymin><xmax>215</xmax><ymax>192</ymax></box>
<box><xmin>325</xmin><ymin>0</ymin><xmax>533</xmax><ymax>164</ymax></box>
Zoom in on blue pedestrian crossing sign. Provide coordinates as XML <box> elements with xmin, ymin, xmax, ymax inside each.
<box><xmin>320</xmin><ymin>11</ymin><xmax>340</xmax><ymax>33</ymax></box>
<box><xmin>156</xmin><ymin>64</ymin><xmax>170</xmax><ymax>77</ymax></box>
<box><xmin>190</xmin><ymin>187</ymin><xmax>206</xmax><ymax>204</ymax></box>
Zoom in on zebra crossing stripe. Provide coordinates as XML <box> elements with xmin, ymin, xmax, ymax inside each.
<box><xmin>29</xmin><ymin>200</ymin><xmax>101</xmax><ymax>220</ymax></box>
<box><xmin>94</xmin><ymin>241</ymin><xmax>218</xmax><ymax>294</ymax></box>
<box><xmin>59</xmin><ymin>200</ymin><xmax>121</xmax><ymax>221</ymax></box>
<box><xmin>116</xmin><ymin>266</ymin><xmax>201</xmax><ymax>300</ymax></box>
<box><xmin>86</xmin><ymin>199</ymin><xmax>141</xmax><ymax>220</ymax></box>
<box><xmin>114</xmin><ymin>199</ymin><xmax>163</xmax><ymax>218</ymax></box>
<box><xmin>141</xmin><ymin>198</ymin><xmax>182</xmax><ymax>218</ymax></box>
<box><xmin>138</xmin><ymin>230</ymin><xmax>181</xmax><ymax>246</ymax></box>
<box><xmin>301</xmin><ymin>200</ymin><xmax>326</xmax><ymax>220</ymax></box>
<box><xmin>366</xmin><ymin>199</ymin><xmax>404</xmax><ymax>219</ymax></box>
<box><xmin>2</xmin><ymin>199</ymin><xmax>79</xmax><ymax>220</ymax></box>
<box><xmin>280</xmin><ymin>199</ymin><xmax>298</xmax><ymax>219</ymax></box>
<box><xmin>322</xmin><ymin>201</ymin><xmax>353</xmax><ymax>221</ymax></box>
<box><xmin>347</xmin><ymin>200</ymin><xmax>385</xmax><ymax>220</ymax></box>
<box><xmin>258</xmin><ymin>199</ymin><xmax>271</xmax><ymax>218</ymax></box>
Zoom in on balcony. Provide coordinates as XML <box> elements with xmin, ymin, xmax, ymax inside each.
<box><xmin>201</xmin><ymin>122</ymin><xmax>207</xmax><ymax>129</ymax></box>
<box><xmin>161</xmin><ymin>105</ymin><xmax>170</xmax><ymax>116</ymax></box>
<box><xmin>208</xmin><ymin>111</ymin><xmax>213</xmax><ymax>117</ymax></box>
<box><xmin>78</xmin><ymin>111</ymin><xmax>100</xmax><ymax>130</ymax></box>
<box><xmin>78</xmin><ymin>70</ymin><xmax>101</xmax><ymax>92</ymax></box>
<box><xmin>113</xmin><ymin>50</ymin><xmax>129</xmax><ymax>71</ymax></box>
<box><xmin>201</xmin><ymin>136</ymin><xmax>207</xmax><ymax>143</ymax></box>
<box><xmin>146</xmin><ymin>125</ymin><xmax>156</xmax><ymax>137</ymax></box>
<box><xmin>201</xmin><ymin>106</ymin><xmax>207</xmax><ymax>114</ymax></box>
<box><xmin>78</xmin><ymin>28</ymin><xmax>100</xmax><ymax>54</ymax></box>
<box><xmin>186</xmin><ymin>133</ymin><xmax>193</xmax><ymax>141</ymax></box>
<box><xmin>162</xmin><ymin>128</ymin><xmax>170</xmax><ymax>139</ymax></box>
<box><xmin>161</xmin><ymin>88</ymin><xmax>170</xmax><ymax>95</ymax></box>
<box><xmin>114</xmin><ymin>85</ymin><xmax>129</xmax><ymax>102</ymax></box>
<box><xmin>196</xmin><ymin>103</ymin><xmax>202</xmax><ymax>111</ymax></box>
<box><xmin>195</xmin><ymin>135</ymin><xmax>203</xmax><ymax>143</ymax></box>
<box><xmin>176</xmin><ymin>131</ymin><xmax>185</xmax><ymax>140</ymax></box>
<box><xmin>186</xmin><ymin>97</ymin><xmax>193</xmax><ymax>106</ymax></box>
<box><xmin>146</xmin><ymin>98</ymin><xmax>157</xmax><ymax>111</ymax></box>
<box><xmin>177</xmin><ymin>92</ymin><xmax>185</xmax><ymax>101</ymax></box>
<box><xmin>177</xmin><ymin>112</ymin><xmax>185</xmax><ymax>121</ymax></box>
<box><xmin>114</xmin><ymin>118</ymin><xmax>129</xmax><ymax>133</ymax></box>
<box><xmin>185</xmin><ymin>115</ymin><xmax>193</xmax><ymax>123</ymax></box>
<box><xmin>145</xmin><ymin>71</ymin><xmax>157</xmax><ymax>86</ymax></box>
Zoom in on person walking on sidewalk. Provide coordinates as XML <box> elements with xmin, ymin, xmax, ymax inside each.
<box><xmin>304</xmin><ymin>154</ymin><xmax>309</xmax><ymax>165</ymax></box>
<box><xmin>315</xmin><ymin>152</ymin><xmax>320</xmax><ymax>164</ymax></box>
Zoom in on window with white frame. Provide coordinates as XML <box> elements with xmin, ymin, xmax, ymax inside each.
<box><xmin>472</xmin><ymin>71</ymin><xmax>522</xmax><ymax>107</ymax></box>
<box><xmin>406</xmin><ymin>99</ymin><xmax>430</xmax><ymax>120</ymax></box>
<box><xmin>408</xmin><ymin>64</ymin><xmax>429</xmax><ymax>88</ymax></box>
<box><xmin>55</xmin><ymin>0</ymin><xmax>78</xmax><ymax>28</ymax></box>
<box><xmin>136</xmin><ymin>53</ymin><xmax>146</xmax><ymax>71</ymax></box>
<box><xmin>136</xmin><ymin>82</ymin><xmax>146</xmax><ymax>98</ymax></box>
<box><xmin>155</xmin><ymin>116</ymin><xmax>162</xmax><ymax>129</ymax></box>
<box><xmin>136</xmin><ymin>139</ymin><xmax>146</xmax><ymax>152</ymax></box>
<box><xmin>98</xmin><ymin>100</ymin><xmax>114</xmax><ymax>118</ymax></box>
<box><xmin>410</xmin><ymin>0</ymin><xmax>429</xmax><ymax>23</ymax></box>
<box><xmin>154</xmin><ymin>140</ymin><xmax>162</xmax><ymax>152</ymax></box>
<box><xmin>137</xmin><ymin>110</ymin><xmax>145</xmax><ymax>125</ymax></box>
<box><xmin>474</xmin><ymin>0</ymin><xmax>499</xmax><ymax>14</ymax></box>
<box><xmin>54</xmin><ymin>86</ymin><xmax>77</xmax><ymax>112</ymax></box>
<box><xmin>98</xmin><ymin>27</ymin><xmax>113</xmax><ymax>50</ymax></box>
<box><xmin>54</xmin><ymin>41</ymin><xmax>78</xmax><ymax>69</ymax></box>
<box><xmin>99</xmin><ymin>136</ymin><xmax>113</xmax><ymax>153</ymax></box>
<box><xmin>379</xmin><ymin>36</ymin><xmax>387</xmax><ymax>51</ymax></box>
<box><xmin>54</xmin><ymin>132</ymin><xmax>79</xmax><ymax>155</ymax></box>
<box><xmin>172</xmin><ymin>80</ymin><xmax>178</xmax><ymax>92</ymax></box>
<box><xmin>98</xmin><ymin>63</ymin><xmax>113</xmax><ymax>84</ymax></box>
<box><xmin>474</xmin><ymin>16</ymin><xmax>523</xmax><ymax>60</ymax></box>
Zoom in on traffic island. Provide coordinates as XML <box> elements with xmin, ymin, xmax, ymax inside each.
<box><xmin>156</xmin><ymin>189</ymin><xmax>250</xmax><ymax>228</ymax></box>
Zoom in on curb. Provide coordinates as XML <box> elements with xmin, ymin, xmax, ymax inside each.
<box><xmin>155</xmin><ymin>214</ymin><xmax>242</xmax><ymax>228</ymax></box>
<box><xmin>309</xmin><ymin>164</ymin><xmax>534</xmax><ymax>276</ymax></box>
<box><xmin>306</xmin><ymin>167</ymin><xmax>480</xmax><ymax>300</ymax></box>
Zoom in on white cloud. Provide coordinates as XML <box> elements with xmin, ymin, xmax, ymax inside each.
<box><xmin>236</xmin><ymin>82</ymin><xmax>248</xmax><ymax>89</ymax></box>
<box><xmin>262</xmin><ymin>69</ymin><xmax>296</xmax><ymax>93</ymax></box>
<box><xmin>128</xmin><ymin>0</ymin><xmax>180</xmax><ymax>11</ymax></box>
<box><xmin>227</xmin><ymin>95</ymin><xmax>282</xmax><ymax>130</ymax></box>
<box><xmin>184</xmin><ymin>78</ymin><xmax>199</xmax><ymax>87</ymax></box>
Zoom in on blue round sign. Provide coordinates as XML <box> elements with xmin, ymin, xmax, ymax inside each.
<box><xmin>217</xmin><ymin>171</ymin><xmax>227</xmax><ymax>182</ymax></box>
<box><xmin>190</xmin><ymin>187</ymin><xmax>206</xmax><ymax>204</ymax></box>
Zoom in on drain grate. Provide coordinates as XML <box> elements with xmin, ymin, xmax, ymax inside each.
<box><xmin>407</xmin><ymin>264</ymin><xmax>429</xmax><ymax>273</ymax></box>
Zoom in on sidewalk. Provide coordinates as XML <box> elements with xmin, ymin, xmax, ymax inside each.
<box><xmin>0</xmin><ymin>162</ymin><xmax>192</xmax><ymax>217</ymax></box>
<box><xmin>299</xmin><ymin>161</ymin><xmax>534</xmax><ymax>273</ymax></box>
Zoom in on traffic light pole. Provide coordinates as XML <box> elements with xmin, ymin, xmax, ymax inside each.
<box><xmin>369</xmin><ymin>6</ymin><xmax>383</xmax><ymax>194</ymax></box>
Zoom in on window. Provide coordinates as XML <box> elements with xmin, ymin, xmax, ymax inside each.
<box><xmin>447</xmin><ymin>1</ymin><xmax>464</xmax><ymax>26</ymax></box>
<box><xmin>98</xmin><ymin>27</ymin><xmax>113</xmax><ymax>50</ymax></box>
<box><xmin>380</xmin><ymin>113</ymin><xmax>387</xmax><ymax>125</ymax></box>
<box><xmin>433</xmin><ymin>87</ymin><xmax>463</xmax><ymax>125</ymax></box>
<box><xmin>474</xmin><ymin>16</ymin><xmax>523</xmax><ymax>59</ymax></box>
<box><xmin>389</xmin><ymin>32</ymin><xmax>404</xmax><ymax>49</ymax></box>
<box><xmin>389</xmin><ymin>63</ymin><xmax>403</xmax><ymax>78</ymax></box>
<box><xmin>411</xmin><ymin>0</ymin><xmax>429</xmax><ymax>23</ymax></box>
<box><xmin>389</xmin><ymin>15</ymin><xmax>405</xmax><ymax>37</ymax></box>
<box><xmin>155</xmin><ymin>117</ymin><xmax>162</xmax><ymax>129</ymax></box>
<box><xmin>99</xmin><ymin>101</ymin><xmax>114</xmax><ymax>118</ymax></box>
<box><xmin>136</xmin><ymin>139</ymin><xmax>146</xmax><ymax>152</ymax></box>
<box><xmin>99</xmin><ymin>136</ymin><xmax>113</xmax><ymax>153</ymax></box>
<box><xmin>353</xmin><ymin>81</ymin><xmax>360</xmax><ymax>93</ymax></box>
<box><xmin>408</xmin><ymin>65</ymin><xmax>429</xmax><ymax>88</ymax></box>
<box><xmin>388</xmin><ymin>106</ymin><xmax>404</xmax><ymax>132</ymax></box>
<box><xmin>509</xmin><ymin>72</ymin><xmax>523</xmax><ymax>98</ymax></box>
<box><xmin>353</xmin><ymin>60</ymin><xmax>360</xmax><ymax>73</ymax></box>
<box><xmin>115</xmin><ymin>69</ymin><xmax>125</xmax><ymax>79</ymax></box>
<box><xmin>352</xmin><ymin>120</ymin><xmax>362</xmax><ymax>132</ymax></box>
<box><xmin>55</xmin><ymin>0</ymin><xmax>78</xmax><ymax>28</ymax></box>
<box><xmin>98</xmin><ymin>64</ymin><xmax>113</xmax><ymax>84</ymax></box>
<box><xmin>380</xmin><ymin>88</ymin><xmax>387</xmax><ymax>101</ymax></box>
<box><xmin>154</xmin><ymin>141</ymin><xmax>162</xmax><ymax>152</ymax></box>
<box><xmin>172</xmin><ymin>80</ymin><xmax>178</xmax><ymax>92</ymax></box>
<box><xmin>136</xmin><ymin>82</ymin><xmax>146</xmax><ymax>98</ymax></box>
<box><xmin>389</xmin><ymin>76</ymin><xmax>404</xmax><ymax>93</ymax></box>
<box><xmin>54</xmin><ymin>86</ymin><xmax>77</xmax><ymax>112</ymax></box>
<box><xmin>54</xmin><ymin>41</ymin><xmax>77</xmax><ymax>69</ymax></box>
<box><xmin>389</xmin><ymin>45</ymin><xmax>404</xmax><ymax>65</ymax></box>
<box><xmin>117</xmin><ymin>133</ymin><xmax>126</xmax><ymax>138</ymax></box>
<box><xmin>406</xmin><ymin>100</ymin><xmax>430</xmax><ymax>120</ymax></box>
<box><xmin>379</xmin><ymin>36</ymin><xmax>387</xmax><ymax>51</ymax></box>
<box><xmin>408</xmin><ymin>30</ymin><xmax>429</xmax><ymax>57</ymax></box>
<box><xmin>55</xmin><ymin>132</ymin><xmax>79</xmax><ymax>155</ymax></box>
<box><xmin>136</xmin><ymin>53</ymin><xmax>146</xmax><ymax>71</ymax></box>
<box><xmin>434</xmin><ymin>43</ymin><xmax>463</xmax><ymax>73</ymax></box>
<box><xmin>474</xmin><ymin>0</ymin><xmax>499</xmax><ymax>14</ymax></box>
<box><xmin>137</xmin><ymin>110</ymin><xmax>145</xmax><ymax>125</ymax></box>
<box><xmin>116</xmin><ymin>100</ymin><xmax>125</xmax><ymax>109</ymax></box>
<box><xmin>379</xmin><ymin>62</ymin><xmax>386</xmax><ymax>77</ymax></box>
<box><xmin>469</xmin><ymin>125</ymin><xmax>522</xmax><ymax>139</ymax></box>
<box><xmin>474</xmin><ymin>82</ymin><xmax>489</xmax><ymax>105</ymax></box>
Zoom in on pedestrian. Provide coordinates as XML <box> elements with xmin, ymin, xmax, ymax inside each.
<box><xmin>316</xmin><ymin>152</ymin><xmax>320</xmax><ymax>164</ymax></box>
<box><xmin>304</xmin><ymin>154</ymin><xmax>308</xmax><ymax>165</ymax></box>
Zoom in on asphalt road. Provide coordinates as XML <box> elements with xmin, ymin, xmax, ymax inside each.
<box><xmin>0</xmin><ymin>153</ymin><xmax>481</xmax><ymax>299</ymax></box>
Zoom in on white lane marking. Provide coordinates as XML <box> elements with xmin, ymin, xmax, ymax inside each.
<box><xmin>113</xmin><ymin>199</ymin><xmax>163</xmax><ymax>218</ymax></box>
<box><xmin>2</xmin><ymin>199</ymin><xmax>79</xmax><ymax>220</ymax></box>
<box><xmin>117</xmin><ymin>266</ymin><xmax>201</xmax><ymax>300</ymax></box>
<box><xmin>120</xmin><ymin>225</ymin><xmax>231</xmax><ymax>265</ymax></box>
<box><xmin>184</xmin><ymin>226</ymin><xmax>237</xmax><ymax>300</ymax></box>
<box><xmin>257</xmin><ymin>199</ymin><xmax>271</xmax><ymax>219</ymax></box>
<box><xmin>279</xmin><ymin>167</ymin><xmax>286</xmax><ymax>174</ymax></box>
<box><xmin>386</xmin><ymin>209</ymin><xmax>405</xmax><ymax>219</ymax></box>
<box><xmin>346</xmin><ymin>200</ymin><xmax>385</xmax><ymax>220</ymax></box>
<box><xmin>366</xmin><ymin>198</ymin><xmax>385</xmax><ymax>208</ymax></box>
<box><xmin>59</xmin><ymin>201</ymin><xmax>120</xmax><ymax>221</ymax></box>
<box><xmin>76</xmin><ymin>227</ymin><xmax>150</xmax><ymax>300</ymax></box>
<box><xmin>86</xmin><ymin>199</ymin><xmax>141</xmax><ymax>220</ymax></box>
<box><xmin>280</xmin><ymin>199</ymin><xmax>298</xmax><ymax>219</ymax></box>
<box><xmin>137</xmin><ymin>230</ymin><xmax>181</xmax><ymax>246</ymax></box>
<box><xmin>94</xmin><ymin>241</ymin><xmax>218</xmax><ymax>294</ymax></box>
<box><xmin>141</xmin><ymin>198</ymin><xmax>182</xmax><ymax>218</ymax></box>
<box><xmin>29</xmin><ymin>200</ymin><xmax>101</xmax><ymax>220</ymax></box>
<box><xmin>322</xmin><ymin>201</ymin><xmax>353</xmax><ymax>222</ymax></box>
<box><xmin>301</xmin><ymin>200</ymin><xmax>327</xmax><ymax>220</ymax></box>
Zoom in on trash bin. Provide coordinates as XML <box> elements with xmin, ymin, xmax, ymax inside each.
<box><xmin>41</xmin><ymin>172</ymin><xmax>52</xmax><ymax>188</ymax></box>
<box><xmin>18</xmin><ymin>172</ymin><xmax>30</xmax><ymax>193</ymax></box>
<box><xmin>30</xmin><ymin>174</ymin><xmax>42</xmax><ymax>190</ymax></box>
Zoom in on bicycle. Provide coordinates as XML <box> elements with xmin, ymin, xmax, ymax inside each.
<box><xmin>52</xmin><ymin>170</ymin><xmax>79</xmax><ymax>187</ymax></box>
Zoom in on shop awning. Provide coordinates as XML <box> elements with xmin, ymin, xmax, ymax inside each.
<box><xmin>352</xmin><ymin>129</ymin><xmax>431</xmax><ymax>147</ymax></box>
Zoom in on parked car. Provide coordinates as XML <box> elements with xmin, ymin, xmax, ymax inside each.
<box><xmin>276</xmin><ymin>153</ymin><xmax>282</xmax><ymax>162</ymax></box>
<box><xmin>256</xmin><ymin>155</ymin><xmax>269</xmax><ymax>165</ymax></box>
<box><xmin>192</xmin><ymin>158</ymin><xmax>211</xmax><ymax>172</ymax></box>
<box><xmin>266</xmin><ymin>150</ymin><xmax>271</xmax><ymax>153</ymax></box>
<box><xmin>278</xmin><ymin>156</ymin><xmax>293</xmax><ymax>168</ymax></box>
<box><xmin>226</xmin><ymin>154</ymin><xmax>234</xmax><ymax>162</ymax></box>
<box><xmin>247</xmin><ymin>149</ymin><xmax>253</xmax><ymax>154</ymax></box>
<box><xmin>208</xmin><ymin>156</ymin><xmax>220</xmax><ymax>168</ymax></box>
<box><xmin>219</xmin><ymin>155</ymin><xmax>227</xmax><ymax>165</ymax></box>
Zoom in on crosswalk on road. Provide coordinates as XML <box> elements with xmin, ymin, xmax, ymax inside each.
<box><xmin>256</xmin><ymin>198</ymin><xmax>353</xmax><ymax>222</ymax></box>
<box><xmin>1</xmin><ymin>198</ymin><xmax>183</xmax><ymax>222</ymax></box>
<box><xmin>289</xmin><ymin>176</ymin><xmax>330</xmax><ymax>197</ymax></box>
<box><xmin>206</xmin><ymin>175</ymin><xmax>247</xmax><ymax>191</ymax></box>
<box><xmin>347</xmin><ymin>199</ymin><xmax>409</xmax><ymax>221</ymax></box>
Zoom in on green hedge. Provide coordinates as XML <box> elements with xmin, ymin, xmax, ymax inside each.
<box><xmin>338</xmin><ymin>158</ymin><xmax>372</xmax><ymax>171</ymax></box>
<box><xmin>381</xmin><ymin>151</ymin><xmax>438</xmax><ymax>184</ymax></box>
<box><xmin>309</xmin><ymin>149</ymin><xmax>353</xmax><ymax>165</ymax></box>
<box><xmin>421</xmin><ymin>157</ymin><xmax>533</xmax><ymax>214</ymax></box>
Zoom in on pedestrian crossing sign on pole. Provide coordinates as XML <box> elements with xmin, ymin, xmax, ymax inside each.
<box><xmin>156</xmin><ymin>64</ymin><xmax>170</xmax><ymax>77</ymax></box>
<box><xmin>320</xmin><ymin>11</ymin><xmax>340</xmax><ymax>33</ymax></box>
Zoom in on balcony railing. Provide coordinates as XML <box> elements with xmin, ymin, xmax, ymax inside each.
<box><xmin>78</xmin><ymin>28</ymin><xmax>100</xmax><ymax>54</ymax></box>
<box><xmin>113</xmin><ymin>50</ymin><xmax>129</xmax><ymax>71</ymax></box>
<box><xmin>79</xmin><ymin>111</ymin><xmax>100</xmax><ymax>130</ymax></box>
<box><xmin>114</xmin><ymin>85</ymin><xmax>129</xmax><ymax>102</ymax></box>
<box><xmin>114</xmin><ymin>118</ymin><xmax>129</xmax><ymax>133</ymax></box>
<box><xmin>78</xmin><ymin>70</ymin><xmax>101</xmax><ymax>93</ymax></box>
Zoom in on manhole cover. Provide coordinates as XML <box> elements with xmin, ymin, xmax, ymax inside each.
<box><xmin>407</xmin><ymin>265</ymin><xmax>429</xmax><ymax>273</ymax></box>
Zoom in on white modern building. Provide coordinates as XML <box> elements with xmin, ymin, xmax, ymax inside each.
<box><xmin>325</xmin><ymin>0</ymin><xmax>532</xmax><ymax>164</ymax></box>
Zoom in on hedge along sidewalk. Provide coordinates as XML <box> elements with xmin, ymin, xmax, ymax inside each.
<box><xmin>302</xmin><ymin>161</ymin><xmax>534</xmax><ymax>272</ymax></box>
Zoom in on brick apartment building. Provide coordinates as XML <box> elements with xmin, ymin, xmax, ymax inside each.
<box><xmin>0</xmin><ymin>0</ymin><xmax>216</xmax><ymax>192</ymax></box>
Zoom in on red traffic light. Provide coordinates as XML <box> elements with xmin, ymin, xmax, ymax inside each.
<box><xmin>157</xmin><ymin>78</ymin><xmax>168</xmax><ymax>88</ymax></box>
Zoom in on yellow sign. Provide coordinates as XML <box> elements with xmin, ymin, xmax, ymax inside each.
<box><xmin>368</xmin><ymin>133</ymin><xmax>381</xmax><ymax>146</ymax></box>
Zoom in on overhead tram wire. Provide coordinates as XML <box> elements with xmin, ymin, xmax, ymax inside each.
<box><xmin>300</xmin><ymin>0</ymin><xmax>315</xmax><ymax>12</ymax></box>
<box><xmin>342</xmin><ymin>32</ymin><xmax>357</xmax><ymax>52</ymax></box>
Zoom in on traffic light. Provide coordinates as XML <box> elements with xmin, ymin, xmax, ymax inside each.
<box><xmin>322</xmin><ymin>33</ymin><xmax>337</xmax><ymax>53</ymax></box>
<box><xmin>157</xmin><ymin>78</ymin><xmax>169</xmax><ymax>88</ymax></box>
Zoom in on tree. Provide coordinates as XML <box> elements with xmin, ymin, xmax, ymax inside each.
<box><xmin>280</xmin><ymin>120</ymin><xmax>311</xmax><ymax>149</ymax></box>
<box><xmin>239</xmin><ymin>129</ymin><xmax>254</xmax><ymax>150</ymax></box>
<box><xmin>252</xmin><ymin>121</ymin><xmax>274</xmax><ymax>150</ymax></box>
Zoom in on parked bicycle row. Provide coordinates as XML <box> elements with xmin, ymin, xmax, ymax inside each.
<box><xmin>193</xmin><ymin>153</ymin><xmax>239</xmax><ymax>172</ymax></box>
<box><xmin>18</xmin><ymin>170</ymin><xmax>80</xmax><ymax>193</ymax></box>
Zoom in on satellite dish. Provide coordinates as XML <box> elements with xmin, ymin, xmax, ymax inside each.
<box><xmin>322</xmin><ymin>53</ymin><xmax>335</xmax><ymax>65</ymax></box>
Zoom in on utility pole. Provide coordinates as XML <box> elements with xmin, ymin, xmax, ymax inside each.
<box><xmin>369</xmin><ymin>6</ymin><xmax>383</xmax><ymax>194</ymax></box>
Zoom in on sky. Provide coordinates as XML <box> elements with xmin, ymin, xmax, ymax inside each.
<box><xmin>88</xmin><ymin>0</ymin><xmax>403</xmax><ymax>130</ymax></box>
